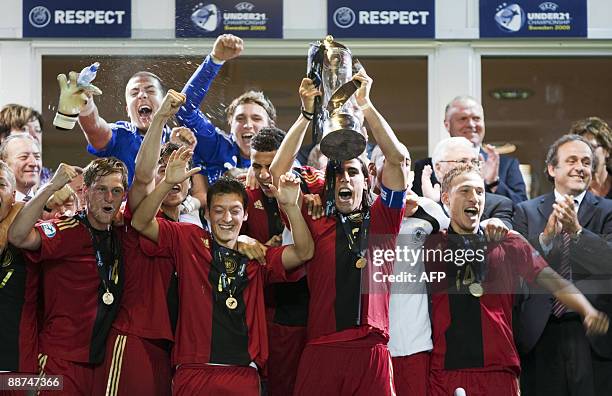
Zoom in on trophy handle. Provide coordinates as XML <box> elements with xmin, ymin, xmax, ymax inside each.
<box><xmin>307</xmin><ymin>42</ymin><xmax>326</xmax><ymax>145</ymax></box>
<box><xmin>326</xmin><ymin>79</ymin><xmax>361</xmax><ymax>114</ymax></box>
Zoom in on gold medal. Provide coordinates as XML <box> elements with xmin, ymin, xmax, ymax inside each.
<box><xmin>355</xmin><ymin>257</ymin><xmax>367</xmax><ymax>269</ymax></box>
<box><xmin>468</xmin><ymin>282</ymin><xmax>484</xmax><ymax>298</ymax></box>
<box><xmin>226</xmin><ymin>296</ymin><xmax>238</xmax><ymax>310</ymax></box>
<box><xmin>102</xmin><ymin>291</ymin><xmax>114</xmax><ymax>305</ymax></box>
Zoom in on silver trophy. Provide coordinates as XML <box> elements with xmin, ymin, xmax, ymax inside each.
<box><xmin>307</xmin><ymin>36</ymin><xmax>366</xmax><ymax>161</ymax></box>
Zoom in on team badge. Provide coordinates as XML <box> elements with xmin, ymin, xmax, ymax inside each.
<box><xmin>254</xmin><ymin>200</ymin><xmax>264</xmax><ymax>210</ymax></box>
<box><xmin>41</xmin><ymin>223</ymin><xmax>56</xmax><ymax>238</ymax></box>
<box><xmin>201</xmin><ymin>237</ymin><xmax>210</xmax><ymax>249</ymax></box>
<box><xmin>224</xmin><ymin>257</ymin><xmax>237</xmax><ymax>274</ymax></box>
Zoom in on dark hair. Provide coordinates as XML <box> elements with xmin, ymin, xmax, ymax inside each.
<box><xmin>127</xmin><ymin>71</ymin><xmax>165</xmax><ymax>96</ymax></box>
<box><xmin>569</xmin><ymin>116</ymin><xmax>612</xmax><ymax>152</ymax></box>
<box><xmin>158</xmin><ymin>142</ymin><xmax>194</xmax><ymax>172</ymax></box>
<box><xmin>83</xmin><ymin>157</ymin><xmax>129</xmax><ymax>190</ymax></box>
<box><xmin>323</xmin><ymin>157</ymin><xmax>372</xmax><ymax>213</ymax></box>
<box><xmin>206</xmin><ymin>176</ymin><xmax>248</xmax><ymax>211</ymax></box>
<box><xmin>0</xmin><ymin>104</ymin><xmax>33</xmax><ymax>140</ymax></box>
<box><xmin>441</xmin><ymin>162</ymin><xmax>482</xmax><ymax>194</ymax></box>
<box><xmin>251</xmin><ymin>127</ymin><xmax>285</xmax><ymax>152</ymax></box>
<box><xmin>544</xmin><ymin>134</ymin><xmax>595</xmax><ymax>183</ymax></box>
<box><xmin>226</xmin><ymin>91</ymin><xmax>276</xmax><ymax>125</ymax></box>
<box><xmin>159</xmin><ymin>142</ymin><xmax>180</xmax><ymax>164</ymax></box>
<box><xmin>30</xmin><ymin>109</ymin><xmax>44</xmax><ymax>129</ymax></box>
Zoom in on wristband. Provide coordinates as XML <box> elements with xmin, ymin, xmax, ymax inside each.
<box><xmin>380</xmin><ymin>184</ymin><xmax>407</xmax><ymax>209</ymax></box>
<box><xmin>301</xmin><ymin>107</ymin><xmax>314</xmax><ymax>121</ymax></box>
<box><xmin>53</xmin><ymin>112</ymin><xmax>79</xmax><ymax>131</ymax></box>
<box><xmin>485</xmin><ymin>178</ymin><xmax>499</xmax><ymax>190</ymax></box>
<box><xmin>358</xmin><ymin>102</ymin><xmax>372</xmax><ymax>111</ymax></box>
<box><xmin>210</xmin><ymin>54</ymin><xmax>226</xmax><ymax>65</ymax></box>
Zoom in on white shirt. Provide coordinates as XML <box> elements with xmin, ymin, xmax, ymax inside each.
<box><xmin>554</xmin><ymin>189</ymin><xmax>586</xmax><ymax>211</ymax></box>
<box><xmin>15</xmin><ymin>190</ymin><xmax>34</xmax><ymax>203</ymax></box>
<box><xmin>538</xmin><ymin>189</ymin><xmax>586</xmax><ymax>255</ymax></box>
<box><xmin>388</xmin><ymin>197</ymin><xmax>450</xmax><ymax>357</ymax></box>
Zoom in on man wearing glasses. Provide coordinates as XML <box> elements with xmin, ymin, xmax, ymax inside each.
<box><xmin>428</xmin><ymin>136</ymin><xmax>514</xmax><ymax>230</ymax></box>
<box><xmin>413</xmin><ymin>96</ymin><xmax>528</xmax><ymax>205</ymax></box>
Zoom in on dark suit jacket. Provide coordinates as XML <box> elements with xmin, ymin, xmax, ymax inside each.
<box><xmin>483</xmin><ymin>192</ymin><xmax>514</xmax><ymax>229</ymax></box>
<box><xmin>513</xmin><ymin>191</ymin><xmax>612</xmax><ymax>358</ymax></box>
<box><xmin>413</xmin><ymin>154</ymin><xmax>528</xmax><ymax>205</ymax></box>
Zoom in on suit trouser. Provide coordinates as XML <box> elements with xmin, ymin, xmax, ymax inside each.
<box><xmin>521</xmin><ymin>314</ymin><xmax>594</xmax><ymax>396</ymax></box>
<box><xmin>592</xmin><ymin>351</ymin><xmax>612</xmax><ymax>396</ymax></box>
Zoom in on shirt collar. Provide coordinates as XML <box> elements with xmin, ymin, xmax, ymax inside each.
<box><xmin>15</xmin><ymin>189</ymin><xmax>35</xmax><ymax>202</ymax></box>
<box><xmin>553</xmin><ymin>189</ymin><xmax>586</xmax><ymax>210</ymax></box>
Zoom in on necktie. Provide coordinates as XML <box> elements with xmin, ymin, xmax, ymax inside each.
<box><xmin>551</xmin><ymin>232</ymin><xmax>572</xmax><ymax>318</ymax></box>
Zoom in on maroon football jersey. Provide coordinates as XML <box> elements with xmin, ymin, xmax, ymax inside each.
<box><xmin>303</xmin><ymin>195</ymin><xmax>404</xmax><ymax>344</ymax></box>
<box><xmin>139</xmin><ymin>219</ymin><xmax>291</xmax><ymax>369</ymax></box>
<box><xmin>112</xmin><ymin>204</ymin><xmax>176</xmax><ymax>341</ymax></box>
<box><xmin>24</xmin><ymin>215</ymin><xmax>125</xmax><ymax>364</ymax></box>
<box><xmin>426</xmin><ymin>231</ymin><xmax>547</xmax><ymax>375</ymax></box>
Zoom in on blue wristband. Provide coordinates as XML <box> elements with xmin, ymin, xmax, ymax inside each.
<box><xmin>380</xmin><ymin>184</ymin><xmax>406</xmax><ymax>209</ymax></box>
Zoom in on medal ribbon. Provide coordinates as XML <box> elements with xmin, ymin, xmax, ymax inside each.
<box><xmin>447</xmin><ymin>227</ymin><xmax>488</xmax><ymax>292</ymax></box>
<box><xmin>212</xmin><ymin>241</ymin><xmax>249</xmax><ymax>302</ymax></box>
<box><xmin>262</xmin><ymin>196</ymin><xmax>284</xmax><ymax>237</ymax></box>
<box><xmin>337</xmin><ymin>210</ymin><xmax>371</xmax><ymax>261</ymax></box>
<box><xmin>77</xmin><ymin>211</ymin><xmax>121</xmax><ymax>302</ymax></box>
<box><xmin>337</xmin><ymin>209</ymin><xmax>371</xmax><ymax>326</ymax></box>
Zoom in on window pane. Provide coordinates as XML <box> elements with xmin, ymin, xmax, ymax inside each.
<box><xmin>482</xmin><ymin>57</ymin><xmax>612</xmax><ymax>197</ymax></box>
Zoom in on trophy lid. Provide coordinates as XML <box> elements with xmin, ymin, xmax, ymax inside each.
<box><xmin>323</xmin><ymin>35</ymin><xmax>352</xmax><ymax>54</ymax></box>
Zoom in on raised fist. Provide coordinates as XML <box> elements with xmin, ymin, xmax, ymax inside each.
<box><xmin>211</xmin><ymin>34</ymin><xmax>244</xmax><ymax>62</ymax></box>
<box><xmin>156</xmin><ymin>89</ymin><xmax>187</xmax><ymax>120</ymax></box>
<box><xmin>49</xmin><ymin>163</ymin><xmax>78</xmax><ymax>191</ymax></box>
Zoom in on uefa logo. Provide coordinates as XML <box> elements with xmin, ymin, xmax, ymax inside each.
<box><xmin>333</xmin><ymin>7</ymin><xmax>356</xmax><ymax>29</ymax></box>
<box><xmin>494</xmin><ymin>3</ymin><xmax>526</xmax><ymax>33</ymax></box>
<box><xmin>235</xmin><ymin>2</ymin><xmax>255</xmax><ymax>11</ymax></box>
<box><xmin>539</xmin><ymin>2</ymin><xmax>559</xmax><ymax>11</ymax></box>
<box><xmin>28</xmin><ymin>6</ymin><xmax>51</xmax><ymax>28</ymax></box>
<box><xmin>191</xmin><ymin>3</ymin><xmax>220</xmax><ymax>32</ymax></box>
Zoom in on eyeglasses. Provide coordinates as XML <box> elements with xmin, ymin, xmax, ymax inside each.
<box><xmin>438</xmin><ymin>159</ymin><xmax>483</xmax><ymax>166</ymax></box>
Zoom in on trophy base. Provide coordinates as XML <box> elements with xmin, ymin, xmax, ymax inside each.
<box><xmin>320</xmin><ymin>129</ymin><xmax>367</xmax><ymax>161</ymax></box>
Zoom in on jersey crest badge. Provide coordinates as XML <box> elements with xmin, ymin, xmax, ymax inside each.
<box><xmin>41</xmin><ymin>222</ymin><xmax>57</xmax><ymax>238</ymax></box>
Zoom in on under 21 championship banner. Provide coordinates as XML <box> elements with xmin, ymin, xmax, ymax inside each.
<box><xmin>176</xmin><ymin>0</ymin><xmax>282</xmax><ymax>38</ymax></box>
<box><xmin>480</xmin><ymin>0</ymin><xmax>587</xmax><ymax>38</ymax></box>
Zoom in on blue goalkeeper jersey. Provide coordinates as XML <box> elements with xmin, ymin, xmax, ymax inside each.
<box><xmin>176</xmin><ymin>55</ymin><xmax>251</xmax><ymax>185</ymax></box>
<box><xmin>87</xmin><ymin>120</ymin><xmax>171</xmax><ymax>186</ymax></box>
